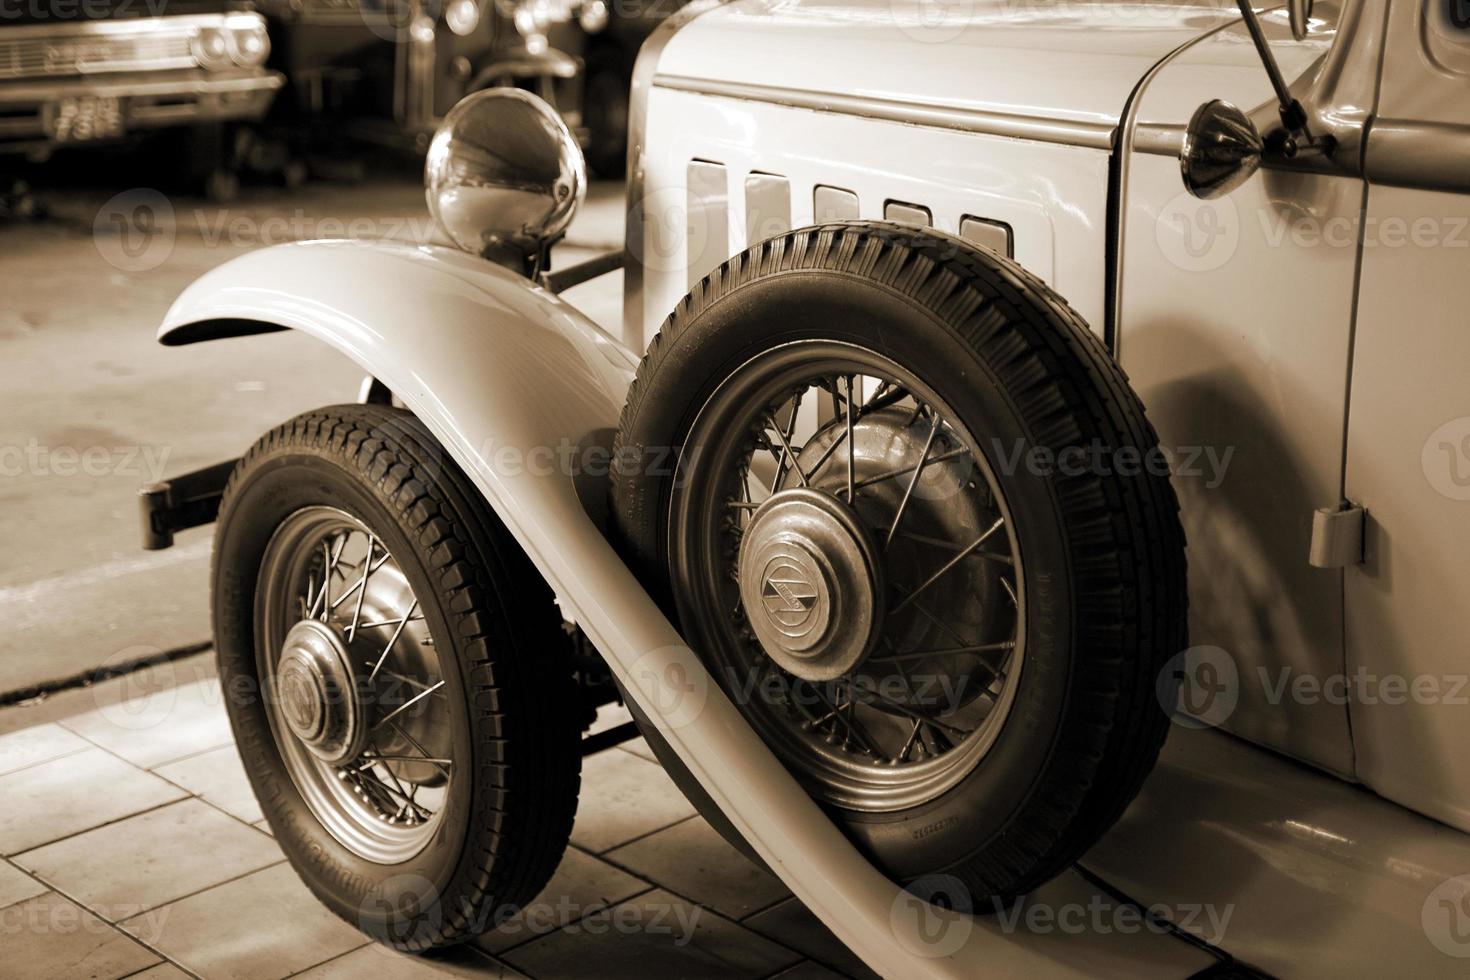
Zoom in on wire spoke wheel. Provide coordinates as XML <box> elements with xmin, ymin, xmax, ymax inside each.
<box><xmin>671</xmin><ymin>345</ymin><xmax>1024</xmax><ymax>812</ymax></box>
<box><xmin>257</xmin><ymin>507</ymin><xmax>452</xmax><ymax>863</ymax></box>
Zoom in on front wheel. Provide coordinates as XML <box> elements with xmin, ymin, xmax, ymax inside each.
<box><xmin>214</xmin><ymin>405</ymin><xmax>581</xmax><ymax>949</ymax></box>
<box><xmin>611</xmin><ymin>223</ymin><xmax>1187</xmax><ymax>904</ymax></box>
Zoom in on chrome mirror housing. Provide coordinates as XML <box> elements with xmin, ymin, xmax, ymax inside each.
<box><xmin>1289</xmin><ymin>0</ymin><xmax>1313</xmax><ymax>41</ymax></box>
<box><xmin>425</xmin><ymin>89</ymin><xmax>587</xmax><ymax>273</ymax></box>
<box><xmin>1180</xmin><ymin>100</ymin><xmax>1264</xmax><ymax>200</ymax></box>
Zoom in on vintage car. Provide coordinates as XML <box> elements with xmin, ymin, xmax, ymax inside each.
<box><xmin>139</xmin><ymin>0</ymin><xmax>1470</xmax><ymax>976</ymax></box>
<box><xmin>0</xmin><ymin>1</ymin><xmax>282</xmax><ymax>197</ymax></box>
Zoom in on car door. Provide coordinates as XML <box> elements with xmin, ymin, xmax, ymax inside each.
<box><xmin>1115</xmin><ymin>6</ymin><xmax>1373</xmax><ymax>775</ymax></box>
<box><xmin>1343</xmin><ymin>0</ymin><xmax>1470</xmax><ymax>832</ymax></box>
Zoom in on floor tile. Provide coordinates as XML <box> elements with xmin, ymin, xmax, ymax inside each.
<box><xmin>155</xmin><ymin>744</ymin><xmax>264</xmax><ymax>824</ymax></box>
<box><xmin>126</xmin><ymin>965</ymin><xmax>194</xmax><ymax>980</ymax></box>
<box><xmin>0</xmin><ymin>747</ymin><xmax>187</xmax><ymax>855</ymax></box>
<box><xmin>0</xmin><ymin>858</ymin><xmax>46</xmax><ymax>910</ymax></box>
<box><xmin>61</xmin><ymin>677</ymin><xmax>235</xmax><ymax>769</ymax></box>
<box><xmin>606</xmin><ymin>818</ymin><xmax>789</xmax><ymax>919</ymax></box>
<box><xmin>504</xmin><ymin>888</ymin><xmax>800</xmax><ymax>980</ymax></box>
<box><xmin>122</xmin><ymin>863</ymin><xmax>368</xmax><ymax>979</ymax></box>
<box><xmin>0</xmin><ymin>891</ymin><xmax>160</xmax><ymax>980</ymax></box>
<box><xmin>586</xmin><ymin>701</ymin><xmax>634</xmax><ymax>736</ymax></box>
<box><xmin>570</xmin><ymin>749</ymin><xmax>697</xmax><ymax>853</ymax></box>
<box><xmin>744</xmin><ymin>897</ymin><xmax>879</xmax><ymax>980</ymax></box>
<box><xmin>298</xmin><ymin>942</ymin><xmax>526</xmax><ymax>978</ymax></box>
<box><xmin>17</xmin><ymin>798</ymin><xmax>282</xmax><ymax>916</ymax></box>
<box><xmin>475</xmin><ymin>846</ymin><xmax>650</xmax><ymax>954</ymax></box>
<box><xmin>0</xmin><ymin>722</ymin><xmax>91</xmax><ymax>777</ymax></box>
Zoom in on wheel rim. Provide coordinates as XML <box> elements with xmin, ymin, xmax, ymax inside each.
<box><xmin>670</xmin><ymin>342</ymin><xmax>1026</xmax><ymax>813</ymax></box>
<box><xmin>256</xmin><ymin>507</ymin><xmax>453</xmax><ymax>863</ymax></box>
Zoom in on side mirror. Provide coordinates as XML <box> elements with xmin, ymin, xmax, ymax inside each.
<box><xmin>1180</xmin><ymin>100</ymin><xmax>1264</xmax><ymax>199</ymax></box>
<box><xmin>1289</xmin><ymin>0</ymin><xmax>1313</xmax><ymax>41</ymax></box>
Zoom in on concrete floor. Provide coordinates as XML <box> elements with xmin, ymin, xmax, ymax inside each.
<box><xmin>0</xmin><ymin>177</ymin><xmax>624</xmax><ymax>695</ymax></box>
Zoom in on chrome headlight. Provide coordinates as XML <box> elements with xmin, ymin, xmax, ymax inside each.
<box><xmin>228</xmin><ymin>22</ymin><xmax>270</xmax><ymax>68</ymax></box>
<box><xmin>192</xmin><ymin>27</ymin><xmax>231</xmax><ymax>71</ymax></box>
<box><xmin>425</xmin><ymin>89</ymin><xmax>586</xmax><ymax>269</ymax></box>
<box><xmin>445</xmin><ymin>0</ymin><xmax>481</xmax><ymax>36</ymax></box>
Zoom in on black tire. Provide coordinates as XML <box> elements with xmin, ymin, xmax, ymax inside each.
<box><xmin>609</xmin><ymin>222</ymin><xmax>1186</xmax><ymax>903</ymax></box>
<box><xmin>214</xmin><ymin>404</ymin><xmax>581</xmax><ymax>949</ymax></box>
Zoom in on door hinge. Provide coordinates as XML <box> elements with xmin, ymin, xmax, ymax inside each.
<box><xmin>1309</xmin><ymin>502</ymin><xmax>1366</xmax><ymax>568</ymax></box>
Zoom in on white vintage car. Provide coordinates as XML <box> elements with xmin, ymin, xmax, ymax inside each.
<box><xmin>141</xmin><ymin>0</ymin><xmax>1470</xmax><ymax>976</ymax></box>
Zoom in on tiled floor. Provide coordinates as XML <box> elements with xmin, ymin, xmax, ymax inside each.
<box><xmin>0</xmin><ymin>672</ymin><xmax>872</xmax><ymax>980</ymax></box>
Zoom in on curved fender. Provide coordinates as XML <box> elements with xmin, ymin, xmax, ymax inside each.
<box><xmin>160</xmin><ymin>241</ymin><xmax>1182</xmax><ymax>978</ymax></box>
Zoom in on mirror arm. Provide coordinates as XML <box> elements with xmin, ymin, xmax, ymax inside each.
<box><xmin>1233</xmin><ymin>0</ymin><xmax>1333</xmax><ymax>159</ymax></box>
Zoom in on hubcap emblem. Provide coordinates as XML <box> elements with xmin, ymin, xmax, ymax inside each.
<box><xmin>738</xmin><ymin>488</ymin><xmax>884</xmax><ymax>682</ymax></box>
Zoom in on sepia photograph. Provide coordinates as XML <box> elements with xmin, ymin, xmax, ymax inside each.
<box><xmin>0</xmin><ymin>0</ymin><xmax>1467</xmax><ymax>977</ymax></box>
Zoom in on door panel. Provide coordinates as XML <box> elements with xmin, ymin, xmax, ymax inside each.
<box><xmin>1119</xmin><ymin>14</ymin><xmax>1360</xmax><ymax>775</ymax></box>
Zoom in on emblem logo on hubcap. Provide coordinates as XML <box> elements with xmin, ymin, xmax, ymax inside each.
<box><xmin>762</xmin><ymin>560</ymin><xmax>819</xmax><ymax>630</ymax></box>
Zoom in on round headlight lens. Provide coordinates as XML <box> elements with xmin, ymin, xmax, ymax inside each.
<box><xmin>228</xmin><ymin>26</ymin><xmax>270</xmax><ymax>68</ymax></box>
<box><xmin>578</xmin><ymin>0</ymin><xmax>608</xmax><ymax>34</ymax></box>
<box><xmin>424</xmin><ymin>89</ymin><xmax>586</xmax><ymax>267</ymax></box>
<box><xmin>193</xmin><ymin>28</ymin><xmax>231</xmax><ymax>71</ymax></box>
<box><xmin>445</xmin><ymin>0</ymin><xmax>481</xmax><ymax>36</ymax></box>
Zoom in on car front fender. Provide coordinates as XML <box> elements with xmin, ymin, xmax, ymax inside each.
<box><xmin>159</xmin><ymin>239</ymin><xmax>1206</xmax><ymax>979</ymax></box>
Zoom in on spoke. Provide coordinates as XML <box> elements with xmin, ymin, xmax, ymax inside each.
<box><xmin>371</xmin><ymin>678</ymin><xmax>445</xmax><ymax>733</ymax></box>
<box><xmin>897</xmin><ymin>531</ymin><xmax>1013</xmax><ymax>565</ymax></box>
<box><xmin>898</xmin><ymin>718</ymin><xmax>923</xmax><ymax>763</ymax></box>
<box><xmin>307</xmin><ymin>533</ymin><xmax>350</xmax><ymax>620</ymax></box>
<box><xmin>385</xmin><ymin>718</ymin><xmax>453</xmax><ymax>781</ymax></box>
<box><xmin>377</xmin><ymin>668</ymin><xmax>446</xmax><ymax>696</ymax></box>
<box><xmin>726</xmin><ymin>500</ymin><xmax>760</xmax><ymax>510</ymax></box>
<box><xmin>884</xmin><ymin>419</ymin><xmax>940</xmax><ymax>549</ymax></box>
<box><xmin>346</xmin><ymin>536</ymin><xmax>374</xmax><ymax>641</ymax></box>
<box><xmin>366</xmin><ymin>600</ymin><xmax>419</xmax><ymax>683</ymax></box>
<box><xmin>765</xmin><ymin>419</ymin><xmax>809</xmax><ymax>487</ymax></box>
<box><xmin>1002</xmin><ymin>576</ymin><xmax>1018</xmax><ymax>606</ymax></box>
<box><xmin>853</xmin><ymin>446</ymin><xmax>969</xmax><ymax>490</ymax></box>
<box><xmin>331</xmin><ymin>550</ymin><xmax>392</xmax><ymax>614</ymax></box>
<box><xmin>871</xmin><ymin>641</ymin><xmax>1016</xmax><ymax>664</ymax></box>
<box><xmin>357</xmin><ymin>614</ymin><xmax>425</xmax><ymax>629</ymax></box>
<box><xmin>851</xmin><ymin>681</ymin><xmax>975</xmax><ymax>739</ymax></box>
<box><xmin>807</xmin><ymin>682</ymin><xmax>885</xmax><ymax>761</ymax></box>
<box><xmin>770</xmin><ymin>390</ymin><xmax>804</xmax><ymax>492</ymax></box>
<box><xmin>362</xmin><ymin>754</ymin><xmax>433</xmax><ymax>821</ymax></box>
<box><xmin>891</xmin><ymin>518</ymin><xmax>1005</xmax><ymax>615</ymax></box>
<box><xmin>365</xmin><ymin>753</ymin><xmax>454</xmax><ymax>766</ymax></box>
<box><xmin>844</xmin><ymin>375</ymin><xmax>856</xmax><ymax>503</ymax></box>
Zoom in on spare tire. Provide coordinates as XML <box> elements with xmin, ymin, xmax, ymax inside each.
<box><xmin>610</xmin><ymin>222</ymin><xmax>1187</xmax><ymax>904</ymax></box>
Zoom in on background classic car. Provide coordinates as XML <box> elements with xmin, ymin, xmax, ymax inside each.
<box><xmin>0</xmin><ymin>1</ymin><xmax>282</xmax><ymax>197</ymax></box>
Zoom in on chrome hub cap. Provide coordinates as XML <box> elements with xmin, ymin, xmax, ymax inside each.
<box><xmin>738</xmin><ymin>487</ymin><xmax>884</xmax><ymax>681</ymax></box>
<box><xmin>277</xmin><ymin>619</ymin><xmax>366</xmax><ymax>765</ymax></box>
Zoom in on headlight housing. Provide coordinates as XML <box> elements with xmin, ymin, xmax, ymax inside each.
<box><xmin>194</xmin><ymin>17</ymin><xmax>271</xmax><ymax>71</ymax></box>
<box><xmin>425</xmin><ymin>89</ymin><xmax>586</xmax><ymax>270</ymax></box>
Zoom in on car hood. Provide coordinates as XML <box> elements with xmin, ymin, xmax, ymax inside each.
<box><xmin>657</xmin><ymin>0</ymin><xmax>1242</xmax><ymax>132</ymax></box>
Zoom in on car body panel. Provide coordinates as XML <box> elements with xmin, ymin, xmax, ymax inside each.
<box><xmin>655</xmin><ymin>0</ymin><xmax>1239</xmax><ymax>129</ymax></box>
<box><xmin>157</xmin><ymin>238</ymin><xmax>1216</xmax><ymax>978</ymax></box>
<box><xmin>1085</xmin><ymin>724</ymin><xmax>1470</xmax><ymax>978</ymax></box>
<box><xmin>1344</xmin><ymin>0</ymin><xmax>1470</xmax><ymax>833</ymax></box>
<box><xmin>1115</xmin><ymin>8</ymin><xmax>1363</xmax><ymax>777</ymax></box>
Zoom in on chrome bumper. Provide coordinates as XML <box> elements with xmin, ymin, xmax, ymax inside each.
<box><xmin>0</xmin><ymin>69</ymin><xmax>283</xmax><ymax>148</ymax></box>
